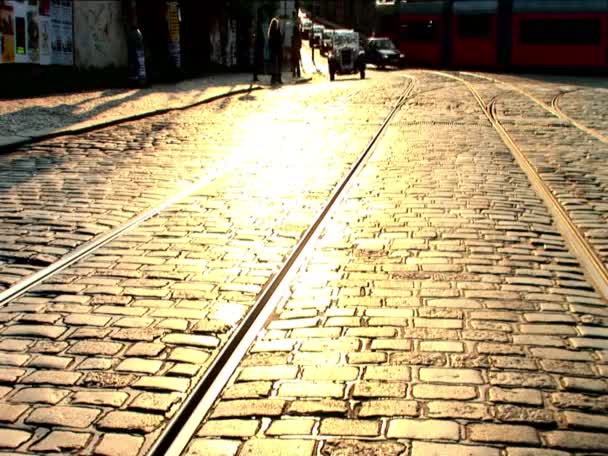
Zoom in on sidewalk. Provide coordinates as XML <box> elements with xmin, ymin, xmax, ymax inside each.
<box><xmin>0</xmin><ymin>59</ymin><xmax>315</xmax><ymax>150</ymax></box>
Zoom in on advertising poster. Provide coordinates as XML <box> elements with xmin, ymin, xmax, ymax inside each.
<box><xmin>38</xmin><ymin>0</ymin><xmax>50</xmax><ymax>64</ymax></box>
<box><xmin>50</xmin><ymin>0</ymin><xmax>62</xmax><ymax>64</ymax></box>
<box><xmin>61</xmin><ymin>0</ymin><xmax>73</xmax><ymax>65</ymax></box>
<box><xmin>166</xmin><ymin>1</ymin><xmax>181</xmax><ymax>68</ymax></box>
<box><xmin>38</xmin><ymin>13</ymin><xmax>50</xmax><ymax>64</ymax></box>
<box><xmin>27</xmin><ymin>5</ymin><xmax>40</xmax><ymax>63</ymax></box>
<box><xmin>9</xmin><ymin>0</ymin><xmax>28</xmax><ymax>63</ymax></box>
<box><xmin>0</xmin><ymin>5</ymin><xmax>16</xmax><ymax>63</ymax></box>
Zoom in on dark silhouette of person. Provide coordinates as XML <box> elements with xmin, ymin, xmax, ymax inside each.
<box><xmin>253</xmin><ymin>21</ymin><xmax>265</xmax><ymax>82</ymax></box>
<box><xmin>268</xmin><ymin>17</ymin><xmax>283</xmax><ymax>84</ymax></box>
<box><xmin>291</xmin><ymin>15</ymin><xmax>302</xmax><ymax>78</ymax></box>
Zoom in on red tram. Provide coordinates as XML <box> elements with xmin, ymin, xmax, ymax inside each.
<box><xmin>452</xmin><ymin>0</ymin><xmax>498</xmax><ymax>68</ymax></box>
<box><xmin>398</xmin><ymin>0</ymin><xmax>445</xmax><ymax>66</ymax></box>
<box><xmin>511</xmin><ymin>0</ymin><xmax>608</xmax><ymax>69</ymax></box>
<box><xmin>377</xmin><ymin>0</ymin><xmax>608</xmax><ymax>71</ymax></box>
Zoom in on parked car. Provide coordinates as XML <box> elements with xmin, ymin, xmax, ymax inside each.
<box><xmin>320</xmin><ymin>29</ymin><xmax>335</xmax><ymax>56</ymax></box>
<box><xmin>300</xmin><ymin>18</ymin><xmax>313</xmax><ymax>40</ymax></box>
<box><xmin>365</xmin><ymin>37</ymin><xmax>404</xmax><ymax>68</ymax></box>
<box><xmin>311</xmin><ymin>24</ymin><xmax>325</xmax><ymax>47</ymax></box>
<box><xmin>328</xmin><ymin>30</ymin><xmax>366</xmax><ymax>81</ymax></box>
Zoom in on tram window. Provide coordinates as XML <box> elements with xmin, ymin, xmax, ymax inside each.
<box><xmin>458</xmin><ymin>15</ymin><xmax>491</xmax><ymax>38</ymax></box>
<box><xmin>401</xmin><ymin>21</ymin><xmax>438</xmax><ymax>41</ymax></box>
<box><xmin>520</xmin><ymin>19</ymin><xmax>601</xmax><ymax>45</ymax></box>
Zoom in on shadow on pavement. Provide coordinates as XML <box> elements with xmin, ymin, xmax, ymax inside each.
<box><xmin>0</xmin><ymin>76</ymin><xmax>255</xmax><ymax>139</ymax></box>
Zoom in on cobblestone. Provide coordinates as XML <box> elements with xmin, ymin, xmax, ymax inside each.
<box><xmin>5</xmin><ymin>70</ymin><xmax>608</xmax><ymax>454</ymax></box>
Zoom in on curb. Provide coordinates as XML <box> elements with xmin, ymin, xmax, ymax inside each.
<box><xmin>0</xmin><ymin>78</ymin><xmax>310</xmax><ymax>154</ymax></box>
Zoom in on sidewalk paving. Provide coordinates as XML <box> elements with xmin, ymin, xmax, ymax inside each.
<box><xmin>0</xmin><ymin>55</ymin><xmax>315</xmax><ymax>150</ymax></box>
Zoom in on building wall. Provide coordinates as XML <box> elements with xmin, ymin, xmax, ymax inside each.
<box><xmin>73</xmin><ymin>0</ymin><xmax>127</xmax><ymax>69</ymax></box>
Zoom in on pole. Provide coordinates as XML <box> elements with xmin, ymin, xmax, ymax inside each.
<box><xmin>311</xmin><ymin>0</ymin><xmax>315</xmax><ymax>63</ymax></box>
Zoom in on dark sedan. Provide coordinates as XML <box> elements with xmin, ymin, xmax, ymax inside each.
<box><xmin>365</xmin><ymin>37</ymin><xmax>404</xmax><ymax>69</ymax></box>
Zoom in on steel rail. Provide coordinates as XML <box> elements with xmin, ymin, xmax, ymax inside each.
<box><xmin>0</xmin><ymin>86</ymin><xmax>267</xmax><ymax>305</ymax></box>
<box><xmin>0</xmin><ymin>164</ymin><xmax>231</xmax><ymax>307</ymax></box>
<box><xmin>550</xmin><ymin>92</ymin><xmax>608</xmax><ymax>144</ymax></box>
<box><xmin>432</xmin><ymin>71</ymin><xmax>608</xmax><ymax>302</ymax></box>
<box><xmin>460</xmin><ymin>71</ymin><xmax>608</xmax><ymax>144</ymax></box>
<box><xmin>146</xmin><ymin>76</ymin><xmax>416</xmax><ymax>456</ymax></box>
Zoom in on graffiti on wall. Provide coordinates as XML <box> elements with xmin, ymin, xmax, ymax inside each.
<box><xmin>74</xmin><ymin>0</ymin><xmax>126</xmax><ymax>68</ymax></box>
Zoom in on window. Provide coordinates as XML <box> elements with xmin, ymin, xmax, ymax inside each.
<box><xmin>520</xmin><ymin>19</ymin><xmax>601</xmax><ymax>45</ymax></box>
<box><xmin>401</xmin><ymin>20</ymin><xmax>438</xmax><ymax>42</ymax></box>
<box><xmin>458</xmin><ymin>14</ymin><xmax>491</xmax><ymax>38</ymax></box>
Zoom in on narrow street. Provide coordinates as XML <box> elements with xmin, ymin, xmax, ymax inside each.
<box><xmin>0</xmin><ymin>68</ymin><xmax>608</xmax><ymax>456</ymax></box>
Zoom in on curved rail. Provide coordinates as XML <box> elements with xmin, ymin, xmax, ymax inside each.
<box><xmin>460</xmin><ymin>71</ymin><xmax>608</xmax><ymax>145</ymax></box>
<box><xmin>550</xmin><ymin>92</ymin><xmax>608</xmax><ymax>144</ymax></box>
<box><xmin>146</xmin><ymin>77</ymin><xmax>417</xmax><ymax>456</ymax></box>
<box><xmin>432</xmin><ymin>70</ymin><xmax>608</xmax><ymax>302</ymax></box>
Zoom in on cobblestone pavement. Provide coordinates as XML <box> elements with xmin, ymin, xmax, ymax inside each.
<box><xmin>0</xmin><ymin>73</ymin><xmax>372</xmax><ymax>290</ymax></box>
<box><xmin>0</xmin><ymin>73</ymin><xmax>410</xmax><ymax>454</ymax></box>
<box><xmin>459</xmin><ymin>73</ymin><xmax>608</xmax><ymax>269</ymax></box>
<box><xmin>184</xmin><ymin>71</ymin><xmax>608</xmax><ymax>456</ymax></box>
<box><xmin>1</xmin><ymin>69</ymin><xmax>608</xmax><ymax>455</ymax></box>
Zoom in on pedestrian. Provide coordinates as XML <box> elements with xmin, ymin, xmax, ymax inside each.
<box><xmin>253</xmin><ymin>21</ymin><xmax>264</xmax><ymax>82</ymax></box>
<box><xmin>268</xmin><ymin>17</ymin><xmax>283</xmax><ymax>84</ymax></box>
<box><xmin>291</xmin><ymin>15</ymin><xmax>302</xmax><ymax>78</ymax></box>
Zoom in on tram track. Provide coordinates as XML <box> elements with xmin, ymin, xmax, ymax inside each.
<box><xmin>145</xmin><ymin>77</ymin><xmax>416</xmax><ymax>456</ymax></box>
<box><xmin>0</xmin><ymin>162</ymin><xmax>231</xmax><ymax>307</ymax></box>
<box><xmin>550</xmin><ymin>91</ymin><xmax>608</xmax><ymax>144</ymax></box>
<box><xmin>0</xmin><ymin>76</ymin><xmax>416</xmax><ymax>455</ymax></box>
<box><xmin>461</xmin><ymin>71</ymin><xmax>608</xmax><ymax>144</ymax></box>
<box><xmin>432</xmin><ymin>70</ymin><xmax>608</xmax><ymax>302</ymax></box>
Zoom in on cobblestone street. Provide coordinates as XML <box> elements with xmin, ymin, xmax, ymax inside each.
<box><xmin>1</xmin><ymin>69</ymin><xmax>608</xmax><ymax>455</ymax></box>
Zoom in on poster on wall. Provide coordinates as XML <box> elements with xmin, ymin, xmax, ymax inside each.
<box><xmin>50</xmin><ymin>0</ymin><xmax>62</xmax><ymax>64</ymax></box>
<box><xmin>61</xmin><ymin>0</ymin><xmax>72</xmax><ymax>65</ymax></box>
<box><xmin>38</xmin><ymin>14</ymin><xmax>50</xmax><ymax>64</ymax></box>
<box><xmin>166</xmin><ymin>1</ymin><xmax>181</xmax><ymax>69</ymax></box>
<box><xmin>9</xmin><ymin>0</ymin><xmax>28</xmax><ymax>63</ymax></box>
<box><xmin>0</xmin><ymin>5</ymin><xmax>16</xmax><ymax>63</ymax></box>
<box><xmin>39</xmin><ymin>0</ymin><xmax>51</xmax><ymax>64</ymax></box>
<box><xmin>27</xmin><ymin>4</ymin><xmax>40</xmax><ymax>63</ymax></box>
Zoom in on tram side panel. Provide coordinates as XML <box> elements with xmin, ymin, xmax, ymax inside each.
<box><xmin>511</xmin><ymin>11</ymin><xmax>608</xmax><ymax>69</ymax></box>
<box><xmin>451</xmin><ymin>13</ymin><xmax>498</xmax><ymax>68</ymax></box>
<box><xmin>400</xmin><ymin>14</ymin><xmax>444</xmax><ymax>67</ymax></box>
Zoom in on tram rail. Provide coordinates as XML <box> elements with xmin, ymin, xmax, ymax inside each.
<box><xmin>0</xmin><ymin>76</ymin><xmax>416</xmax><ymax>455</ymax></box>
<box><xmin>146</xmin><ymin>77</ymin><xmax>416</xmax><ymax>456</ymax></box>
<box><xmin>432</xmin><ymin>70</ymin><xmax>608</xmax><ymax>302</ymax></box>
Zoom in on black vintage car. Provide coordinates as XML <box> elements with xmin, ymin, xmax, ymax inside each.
<box><xmin>328</xmin><ymin>30</ymin><xmax>366</xmax><ymax>81</ymax></box>
<box><xmin>365</xmin><ymin>37</ymin><xmax>404</xmax><ymax>69</ymax></box>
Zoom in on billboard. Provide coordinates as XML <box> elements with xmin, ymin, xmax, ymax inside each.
<box><xmin>0</xmin><ymin>5</ymin><xmax>15</xmax><ymax>63</ymax></box>
<box><xmin>1</xmin><ymin>0</ymin><xmax>72</xmax><ymax>65</ymax></box>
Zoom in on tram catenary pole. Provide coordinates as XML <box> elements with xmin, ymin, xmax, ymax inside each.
<box><xmin>311</xmin><ymin>0</ymin><xmax>315</xmax><ymax>64</ymax></box>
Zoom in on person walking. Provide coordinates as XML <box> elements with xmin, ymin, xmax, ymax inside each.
<box><xmin>268</xmin><ymin>17</ymin><xmax>283</xmax><ymax>85</ymax></box>
<box><xmin>252</xmin><ymin>21</ymin><xmax>264</xmax><ymax>82</ymax></box>
<box><xmin>291</xmin><ymin>15</ymin><xmax>302</xmax><ymax>79</ymax></box>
